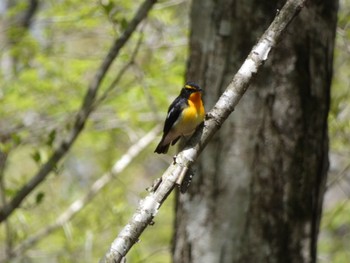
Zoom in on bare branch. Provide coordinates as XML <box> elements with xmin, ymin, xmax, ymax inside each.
<box><xmin>101</xmin><ymin>0</ymin><xmax>306</xmax><ymax>262</ymax></box>
<box><xmin>0</xmin><ymin>126</ymin><xmax>160</xmax><ymax>262</ymax></box>
<box><xmin>0</xmin><ymin>0</ymin><xmax>158</xmax><ymax>223</ymax></box>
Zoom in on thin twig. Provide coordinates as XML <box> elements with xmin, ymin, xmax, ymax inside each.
<box><xmin>0</xmin><ymin>0</ymin><xmax>158</xmax><ymax>223</ymax></box>
<box><xmin>101</xmin><ymin>0</ymin><xmax>306</xmax><ymax>262</ymax></box>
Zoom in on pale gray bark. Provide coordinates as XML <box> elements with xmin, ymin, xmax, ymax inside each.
<box><xmin>173</xmin><ymin>0</ymin><xmax>338</xmax><ymax>263</ymax></box>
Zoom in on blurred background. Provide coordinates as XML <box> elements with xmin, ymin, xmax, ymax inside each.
<box><xmin>0</xmin><ymin>0</ymin><xmax>349</xmax><ymax>262</ymax></box>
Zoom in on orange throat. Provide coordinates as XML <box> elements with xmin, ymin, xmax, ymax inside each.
<box><xmin>189</xmin><ymin>92</ymin><xmax>205</xmax><ymax>118</ymax></box>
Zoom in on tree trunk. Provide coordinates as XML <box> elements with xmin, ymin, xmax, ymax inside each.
<box><xmin>172</xmin><ymin>0</ymin><xmax>338</xmax><ymax>263</ymax></box>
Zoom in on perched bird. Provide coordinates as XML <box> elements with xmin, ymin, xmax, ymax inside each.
<box><xmin>154</xmin><ymin>82</ymin><xmax>205</xmax><ymax>154</ymax></box>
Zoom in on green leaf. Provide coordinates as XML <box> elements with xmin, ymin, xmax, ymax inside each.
<box><xmin>4</xmin><ymin>188</ymin><xmax>17</xmax><ymax>198</ymax></box>
<box><xmin>0</xmin><ymin>142</ymin><xmax>11</xmax><ymax>154</ymax></box>
<box><xmin>47</xmin><ymin>129</ymin><xmax>56</xmax><ymax>147</ymax></box>
<box><xmin>11</xmin><ymin>133</ymin><xmax>21</xmax><ymax>146</ymax></box>
<box><xmin>32</xmin><ymin>151</ymin><xmax>41</xmax><ymax>164</ymax></box>
<box><xmin>35</xmin><ymin>192</ymin><xmax>45</xmax><ymax>204</ymax></box>
<box><xmin>100</xmin><ymin>0</ymin><xmax>114</xmax><ymax>15</ymax></box>
<box><xmin>120</xmin><ymin>18</ymin><xmax>128</xmax><ymax>30</ymax></box>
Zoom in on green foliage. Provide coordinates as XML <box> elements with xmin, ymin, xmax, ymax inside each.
<box><xmin>35</xmin><ymin>191</ymin><xmax>45</xmax><ymax>204</ymax></box>
<box><xmin>329</xmin><ymin>0</ymin><xmax>350</xmax><ymax>151</ymax></box>
<box><xmin>319</xmin><ymin>202</ymin><xmax>350</xmax><ymax>263</ymax></box>
<box><xmin>320</xmin><ymin>0</ymin><xmax>350</xmax><ymax>262</ymax></box>
<box><xmin>46</xmin><ymin>129</ymin><xmax>57</xmax><ymax>147</ymax></box>
<box><xmin>31</xmin><ymin>150</ymin><xmax>41</xmax><ymax>164</ymax></box>
<box><xmin>0</xmin><ymin>0</ymin><xmax>189</xmax><ymax>262</ymax></box>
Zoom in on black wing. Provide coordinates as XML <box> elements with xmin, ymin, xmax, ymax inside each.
<box><xmin>163</xmin><ymin>96</ymin><xmax>187</xmax><ymax>135</ymax></box>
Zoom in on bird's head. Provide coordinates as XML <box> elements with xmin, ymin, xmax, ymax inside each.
<box><xmin>181</xmin><ymin>82</ymin><xmax>202</xmax><ymax>97</ymax></box>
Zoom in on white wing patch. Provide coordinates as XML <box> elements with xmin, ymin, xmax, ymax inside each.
<box><xmin>167</xmin><ymin>108</ymin><xmax>175</xmax><ymax>119</ymax></box>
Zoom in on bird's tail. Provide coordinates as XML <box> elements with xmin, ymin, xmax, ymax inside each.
<box><xmin>154</xmin><ymin>139</ymin><xmax>170</xmax><ymax>154</ymax></box>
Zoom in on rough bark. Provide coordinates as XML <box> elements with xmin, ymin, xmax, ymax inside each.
<box><xmin>173</xmin><ymin>0</ymin><xmax>338</xmax><ymax>263</ymax></box>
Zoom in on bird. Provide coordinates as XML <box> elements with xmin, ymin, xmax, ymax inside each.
<box><xmin>154</xmin><ymin>82</ymin><xmax>205</xmax><ymax>154</ymax></box>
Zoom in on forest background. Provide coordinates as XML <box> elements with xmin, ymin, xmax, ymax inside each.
<box><xmin>0</xmin><ymin>0</ymin><xmax>349</xmax><ymax>262</ymax></box>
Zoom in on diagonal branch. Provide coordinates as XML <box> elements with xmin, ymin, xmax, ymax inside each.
<box><xmin>0</xmin><ymin>0</ymin><xmax>158</xmax><ymax>223</ymax></box>
<box><xmin>101</xmin><ymin>0</ymin><xmax>306</xmax><ymax>262</ymax></box>
<box><xmin>0</xmin><ymin>125</ymin><xmax>160</xmax><ymax>262</ymax></box>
